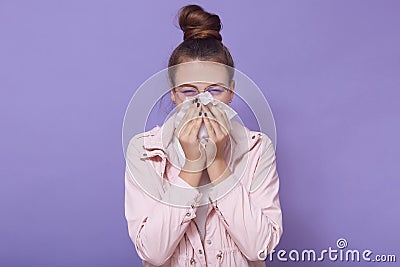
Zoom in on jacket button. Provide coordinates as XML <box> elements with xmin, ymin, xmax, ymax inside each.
<box><xmin>186</xmin><ymin>212</ymin><xmax>191</xmax><ymax>217</ymax></box>
<box><xmin>206</xmin><ymin>240</ymin><xmax>212</xmax><ymax>245</ymax></box>
<box><xmin>216</xmin><ymin>250</ymin><xmax>223</xmax><ymax>261</ymax></box>
<box><xmin>252</xmin><ymin>135</ymin><xmax>255</xmax><ymax>139</ymax></box>
<box><xmin>142</xmin><ymin>153</ymin><xmax>147</xmax><ymax>156</ymax></box>
<box><xmin>198</xmin><ymin>249</ymin><xmax>203</xmax><ymax>254</ymax></box>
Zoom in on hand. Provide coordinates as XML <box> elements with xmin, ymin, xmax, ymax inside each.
<box><xmin>174</xmin><ymin>100</ymin><xmax>206</xmax><ymax>174</ymax></box>
<box><xmin>202</xmin><ymin>103</ymin><xmax>231</xmax><ymax>161</ymax></box>
<box><xmin>202</xmin><ymin>104</ymin><xmax>233</xmax><ymax>185</ymax></box>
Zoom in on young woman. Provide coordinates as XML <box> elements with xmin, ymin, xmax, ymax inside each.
<box><xmin>124</xmin><ymin>4</ymin><xmax>283</xmax><ymax>266</ymax></box>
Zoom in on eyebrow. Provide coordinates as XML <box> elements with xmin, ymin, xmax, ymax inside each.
<box><xmin>176</xmin><ymin>82</ymin><xmax>228</xmax><ymax>88</ymax></box>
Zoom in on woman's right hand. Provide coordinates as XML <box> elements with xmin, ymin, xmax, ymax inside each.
<box><xmin>174</xmin><ymin>100</ymin><xmax>206</xmax><ymax>174</ymax></box>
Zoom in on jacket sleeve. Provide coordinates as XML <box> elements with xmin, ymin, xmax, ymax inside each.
<box><xmin>124</xmin><ymin>136</ymin><xmax>202</xmax><ymax>266</ymax></box>
<box><xmin>208</xmin><ymin>133</ymin><xmax>283</xmax><ymax>261</ymax></box>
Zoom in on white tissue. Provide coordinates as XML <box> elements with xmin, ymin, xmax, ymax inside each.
<box><xmin>172</xmin><ymin>92</ymin><xmax>237</xmax><ymax>168</ymax></box>
<box><xmin>174</xmin><ymin>91</ymin><xmax>237</xmax><ymax>142</ymax></box>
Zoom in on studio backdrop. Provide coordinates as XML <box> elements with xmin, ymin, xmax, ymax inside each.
<box><xmin>0</xmin><ymin>1</ymin><xmax>399</xmax><ymax>266</ymax></box>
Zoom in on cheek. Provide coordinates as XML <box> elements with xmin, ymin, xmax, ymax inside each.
<box><xmin>214</xmin><ymin>95</ymin><xmax>230</xmax><ymax>105</ymax></box>
<box><xmin>174</xmin><ymin>94</ymin><xmax>186</xmax><ymax>106</ymax></box>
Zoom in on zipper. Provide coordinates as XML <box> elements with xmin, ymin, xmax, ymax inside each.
<box><xmin>205</xmin><ymin>203</ymin><xmax>224</xmax><ymax>266</ymax></box>
<box><xmin>192</xmin><ymin>205</ymin><xmax>213</xmax><ymax>265</ymax></box>
<box><xmin>184</xmin><ymin>234</ymin><xmax>190</xmax><ymax>267</ymax></box>
<box><xmin>160</xmin><ymin>157</ymin><xmax>167</xmax><ymax>181</ymax></box>
<box><xmin>192</xmin><ymin>211</ymin><xmax>207</xmax><ymax>245</ymax></box>
<box><xmin>202</xmin><ymin>205</ymin><xmax>212</xmax><ymax>265</ymax></box>
<box><xmin>193</xmin><ymin>220</ymin><xmax>201</xmax><ymax>239</ymax></box>
<box><xmin>186</xmin><ymin>222</ymin><xmax>198</xmax><ymax>266</ymax></box>
<box><xmin>190</xmin><ymin>247</ymin><xmax>196</xmax><ymax>266</ymax></box>
<box><xmin>203</xmin><ymin>204</ymin><xmax>212</xmax><ymax>245</ymax></box>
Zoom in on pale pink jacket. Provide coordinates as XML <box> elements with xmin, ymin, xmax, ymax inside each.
<box><xmin>124</xmin><ymin>114</ymin><xmax>283</xmax><ymax>266</ymax></box>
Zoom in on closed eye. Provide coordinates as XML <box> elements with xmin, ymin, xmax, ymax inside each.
<box><xmin>207</xmin><ymin>86</ymin><xmax>226</xmax><ymax>95</ymax></box>
<box><xmin>208</xmin><ymin>89</ymin><xmax>225</xmax><ymax>93</ymax></box>
<box><xmin>181</xmin><ymin>89</ymin><xmax>198</xmax><ymax>94</ymax></box>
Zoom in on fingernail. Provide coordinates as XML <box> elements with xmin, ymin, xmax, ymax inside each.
<box><xmin>199</xmin><ymin>111</ymin><xmax>202</xmax><ymax>116</ymax></box>
<box><xmin>204</xmin><ymin>112</ymin><xmax>207</xmax><ymax>117</ymax></box>
<box><xmin>197</xmin><ymin>102</ymin><xmax>200</xmax><ymax>108</ymax></box>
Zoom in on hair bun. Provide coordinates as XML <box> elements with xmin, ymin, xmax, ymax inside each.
<box><xmin>178</xmin><ymin>4</ymin><xmax>222</xmax><ymax>42</ymax></box>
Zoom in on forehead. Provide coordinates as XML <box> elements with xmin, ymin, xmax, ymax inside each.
<box><xmin>173</xmin><ymin>61</ymin><xmax>230</xmax><ymax>87</ymax></box>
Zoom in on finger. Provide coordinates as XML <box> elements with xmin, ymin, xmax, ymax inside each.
<box><xmin>181</xmin><ymin>113</ymin><xmax>198</xmax><ymax>136</ymax></box>
<box><xmin>176</xmin><ymin>107</ymin><xmax>194</xmax><ymax>135</ymax></box>
<box><xmin>176</xmin><ymin>105</ymin><xmax>193</xmax><ymax>131</ymax></box>
<box><xmin>203</xmin><ymin>106</ymin><xmax>224</xmax><ymax>136</ymax></box>
<box><xmin>183</xmin><ymin>102</ymin><xmax>204</xmax><ymax>137</ymax></box>
<box><xmin>204</xmin><ymin>139</ymin><xmax>217</xmax><ymax>167</ymax></box>
<box><xmin>208</xmin><ymin>115</ymin><xmax>224</xmax><ymax>137</ymax></box>
<box><xmin>188</xmin><ymin>110</ymin><xmax>203</xmax><ymax>137</ymax></box>
<box><xmin>177</xmin><ymin>99</ymin><xmax>201</xmax><ymax>127</ymax></box>
<box><xmin>206</xmin><ymin>104</ymin><xmax>229</xmax><ymax>134</ymax></box>
<box><xmin>203</xmin><ymin>112</ymin><xmax>216</xmax><ymax>139</ymax></box>
<box><xmin>217</xmin><ymin>105</ymin><xmax>231</xmax><ymax>133</ymax></box>
<box><xmin>177</xmin><ymin>104</ymin><xmax>200</xmax><ymax>136</ymax></box>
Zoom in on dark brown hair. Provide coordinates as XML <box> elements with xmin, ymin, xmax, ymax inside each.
<box><xmin>168</xmin><ymin>4</ymin><xmax>235</xmax><ymax>86</ymax></box>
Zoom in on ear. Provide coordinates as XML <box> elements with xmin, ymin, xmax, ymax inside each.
<box><xmin>229</xmin><ymin>80</ymin><xmax>235</xmax><ymax>102</ymax></box>
<box><xmin>170</xmin><ymin>89</ymin><xmax>176</xmax><ymax>103</ymax></box>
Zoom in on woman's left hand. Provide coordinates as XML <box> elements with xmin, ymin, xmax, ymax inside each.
<box><xmin>202</xmin><ymin>103</ymin><xmax>233</xmax><ymax>185</ymax></box>
<box><xmin>202</xmin><ymin>103</ymin><xmax>231</xmax><ymax>161</ymax></box>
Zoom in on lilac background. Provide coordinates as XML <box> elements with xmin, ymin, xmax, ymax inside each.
<box><xmin>1</xmin><ymin>1</ymin><xmax>399</xmax><ymax>266</ymax></box>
